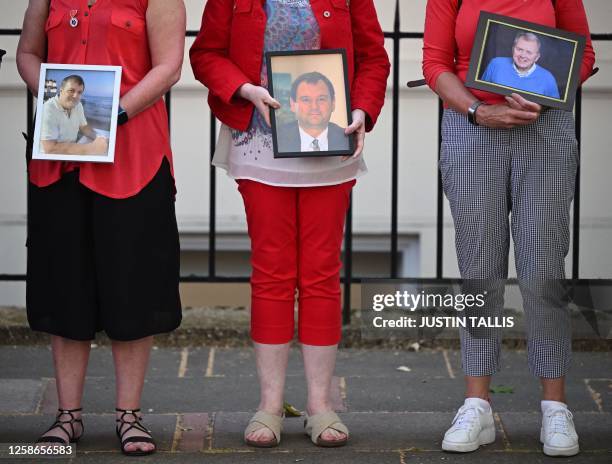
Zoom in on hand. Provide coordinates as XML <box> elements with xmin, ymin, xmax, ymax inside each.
<box><xmin>475</xmin><ymin>98</ymin><xmax>539</xmax><ymax>129</ymax></box>
<box><xmin>342</xmin><ymin>109</ymin><xmax>366</xmax><ymax>161</ymax></box>
<box><xmin>238</xmin><ymin>83</ymin><xmax>280</xmax><ymax>127</ymax></box>
<box><xmin>89</xmin><ymin>136</ymin><xmax>108</xmax><ymax>155</ymax></box>
<box><xmin>504</xmin><ymin>92</ymin><xmax>543</xmax><ymax>116</ymax></box>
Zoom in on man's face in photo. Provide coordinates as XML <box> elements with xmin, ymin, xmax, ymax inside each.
<box><xmin>512</xmin><ymin>37</ymin><xmax>540</xmax><ymax>72</ymax></box>
<box><xmin>291</xmin><ymin>80</ymin><xmax>335</xmax><ymax>131</ymax></box>
<box><xmin>58</xmin><ymin>80</ymin><xmax>84</xmax><ymax>111</ymax></box>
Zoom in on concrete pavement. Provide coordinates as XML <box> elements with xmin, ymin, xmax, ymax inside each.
<box><xmin>0</xmin><ymin>346</ymin><xmax>610</xmax><ymax>463</ymax></box>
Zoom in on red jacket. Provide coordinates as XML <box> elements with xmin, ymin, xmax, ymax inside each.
<box><xmin>189</xmin><ymin>0</ymin><xmax>390</xmax><ymax>132</ymax></box>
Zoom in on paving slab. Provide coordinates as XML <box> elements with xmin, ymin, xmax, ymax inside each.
<box><xmin>0</xmin><ymin>346</ymin><xmax>55</xmax><ymax>379</ymax></box>
<box><xmin>0</xmin><ymin>379</ymin><xmax>44</xmax><ymax>414</ymax></box>
<box><xmin>85</xmin><ymin>347</ymin><xmax>187</xmax><ymax>379</ymax></box>
<box><xmin>0</xmin><ymin>346</ymin><xmax>610</xmax><ymax>463</ymax></box>
<box><xmin>434</xmin><ymin>350</ymin><xmax>602</xmax><ymax>412</ymax></box>
<box><xmin>498</xmin><ymin>412</ymin><xmax>612</xmax><ymax>452</ymax></box>
<box><xmin>0</xmin><ymin>346</ymin><xmax>204</xmax><ymax>380</ymax></box>
<box><xmin>170</xmin><ymin>347</ymin><xmax>212</xmax><ymax>379</ymax></box>
<box><xmin>0</xmin><ymin>414</ymin><xmax>50</xmax><ymax>443</ymax></box>
<box><xmin>584</xmin><ymin>378</ymin><xmax>611</xmax><ymax>413</ymax></box>
<box><xmin>66</xmin><ymin>450</ymin><xmax>402</xmax><ymax>464</ymax></box>
<box><xmin>212</xmin><ymin>348</ymin><xmax>305</xmax><ymax>377</ymax></box>
<box><xmin>212</xmin><ymin>412</ymin><xmax>506</xmax><ymax>452</ymax></box>
<box><xmin>568</xmin><ymin>352</ymin><xmax>612</xmax><ymax>378</ymax></box>
<box><xmin>35</xmin><ymin>376</ymin><xmax>340</xmax><ymax>414</ymax></box>
<box><xmin>335</xmin><ymin>350</ymin><xmax>452</xmax><ymax>380</ymax></box>
<box><xmin>401</xmin><ymin>451</ymin><xmax>612</xmax><ymax>464</ymax></box>
<box><xmin>0</xmin><ymin>413</ymin><xmax>177</xmax><ymax>452</ymax></box>
<box><xmin>341</xmin><ymin>377</ymin><xmax>462</xmax><ymax>412</ymax></box>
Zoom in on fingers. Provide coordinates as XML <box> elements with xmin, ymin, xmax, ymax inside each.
<box><xmin>255</xmin><ymin>90</ymin><xmax>280</xmax><ymax>126</ymax></box>
<box><xmin>504</xmin><ymin>96</ymin><xmax>524</xmax><ymax>111</ymax></box>
<box><xmin>264</xmin><ymin>96</ymin><xmax>281</xmax><ymax>109</ymax></box>
<box><xmin>508</xmin><ymin>108</ymin><xmax>538</xmax><ymax>121</ymax></box>
<box><xmin>507</xmin><ymin>93</ymin><xmax>542</xmax><ymax>112</ymax></box>
<box><xmin>352</xmin><ymin>130</ymin><xmax>365</xmax><ymax>158</ymax></box>
<box><xmin>344</xmin><ymin>119</ymin><xmax>361</xmax><ymax>135</ymax></box>
<box><xmin>261</xmin><ymin>104</ymin><xmax>271</xmax><ymax>127</ymax></box>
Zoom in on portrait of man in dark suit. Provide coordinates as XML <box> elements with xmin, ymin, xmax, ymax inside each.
<box><xmin>277</xmin><ymin>71</ymin><xmax>350</xmax><ymax>154</ymax></box>
<box><xmin>0</xmin><ymin>49</ymin><xmax>6</xmax><ymax>69</ymax></box>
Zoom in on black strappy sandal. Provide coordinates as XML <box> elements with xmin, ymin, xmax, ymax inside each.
<box><xmin>115</xmin><ymin>408</ymin><xmax>156</xmax><ymax>456</ymax></box>
<box><xmin>36</xmin><ymin>407</ymin><xmax>84</xmax><ymax>445</ymax></box>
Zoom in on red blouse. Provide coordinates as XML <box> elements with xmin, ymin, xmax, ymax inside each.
<box><xmin>422</xmin><ymin>0</ymin><xmax>596</xmax><ymax>105</ymax></box>
<box><xmin>30</xmin><ymin>0</ymin><xmax>173</xmax><ymax>199</ymax></box>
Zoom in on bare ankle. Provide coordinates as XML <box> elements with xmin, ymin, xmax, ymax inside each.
<box><xmin>257</xmin><ymin>403</ymin><xmax>283</xmax><ymax>416</ymax></box>
<box><xmin>306</xmin><ymin>402</ymin><xmax>333</xmax><ymax>416</ymax></box>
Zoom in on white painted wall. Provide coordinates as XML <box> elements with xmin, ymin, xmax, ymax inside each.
<box><xmin>1</xmin><ymin>1</ymin><xmax>611</xmax><ymax>305</ymax></box>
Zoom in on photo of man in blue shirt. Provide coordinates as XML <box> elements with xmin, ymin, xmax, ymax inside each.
<box><xmin>481</xmin><ymin>32</ymin><xmax>560</xmax><ymax>99</ymax></box>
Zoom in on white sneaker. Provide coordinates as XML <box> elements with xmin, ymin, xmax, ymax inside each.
<box><xmin>540</xmin><ymin>403</ymin><xmax>579</xmax><ymax>457</ymax></box>
<box><xmin>442</xmin><ymin>398</ymin><xmax>496</xmax><ymax>452</ymax></box>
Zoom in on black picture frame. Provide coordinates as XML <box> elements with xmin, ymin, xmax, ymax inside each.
<box><xmin>265</xmin><ymin>49</ymin><xmax>354</xmax><ymax>158</ymax></box>
<box><xmin>465</xmin><ymin>12</ymin><xmax>586</xmax><ymax>111</ymax></box>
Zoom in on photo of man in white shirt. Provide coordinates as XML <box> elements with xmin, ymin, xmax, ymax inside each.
<box><xmin>40</xmin><ymin>75</ymin><xmax>108</xmax><ymax>155</ymax></box>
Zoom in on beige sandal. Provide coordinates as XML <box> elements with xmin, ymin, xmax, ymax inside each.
<box><xmin>304</xmin><ymin>411</ymin><xmax>349</xmax><ymax>447</ymax></box>
<box><xmin>244</xmin><ymin>411</ymin><xmax>283</xmax><ymax>448</ymax></box>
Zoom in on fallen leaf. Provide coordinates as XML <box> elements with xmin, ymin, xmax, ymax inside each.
<box><xmin>489</xmin><ymin>385</ymin><xmax>514</xmax><ymax>394</ymax></box>
<box><xmin>283</xmin><ymin>401</ymin><xmax>302</xmax><ymax>417</ymax></box>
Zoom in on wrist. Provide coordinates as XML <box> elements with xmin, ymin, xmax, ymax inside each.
<box><xmin>117</xmin><ymin>105</ymin><xmax>129</xmax><ymax>126</ymax></box>
<box><xmin>238</xmin><ymin>83</ymin><xmax>255</xmax><ymax>100</ymax></box>
<box><xmin>352</xmin><ymin>108</ymin><xmax>366</xmax><ymax>120</ymax></box>
<box><xmin>467</xmin><ymin>101</ymin><xmax>486</xmax><ymax>126</ymax></box>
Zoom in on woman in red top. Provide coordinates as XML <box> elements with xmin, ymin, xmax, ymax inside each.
<box><xmin>191</xmin><ymin>0</ymin><xmax>389</xmax><ymax>448</ymax></box>
<box><xmin>16</xmin><ymin>0</ymin><xmax>185</xmax><ymax>455</ymax></box>
<box><xmin>423</xmin><ymin>0</ymin><xmax>595</xmax><ymax>457</ymax></box>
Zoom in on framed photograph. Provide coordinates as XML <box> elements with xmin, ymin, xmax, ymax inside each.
<box><xmin>32</xmin><ymin>63</ymin><xmax>122</xmax><ymax>163</ymax></box>
<box><xmin>465</xmin><ymin>12</ymin><xmax>586</xmax><ymax>111</ymax></box>
<box><xmin>266</xmin><ymin>49</ymin><xmax>354</xmax><ymax>158</ymax></box>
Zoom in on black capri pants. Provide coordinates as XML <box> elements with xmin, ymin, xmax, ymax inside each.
<box><xmin>26</xmin><ymin>158</ymin><xmax>182</xmax><ymax>341</ymax></box>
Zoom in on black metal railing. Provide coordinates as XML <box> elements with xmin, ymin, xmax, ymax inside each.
<box><xmin>1</xmin><ymin>1</ymin><xmax>611</xmax><ymax>324</ymax></box>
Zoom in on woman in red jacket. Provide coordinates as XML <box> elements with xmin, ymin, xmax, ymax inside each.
<box><xmin>191</xmin><ymin>0</ymin><xmax>389</xmax><ymax>448</ymax></box>
<box><xmin>423</xmin><ymin>0</ymin><xmax>595</xmax><ymax>457</ymax></box>
<box><xmin>17</xmin><ymin>0</ymin><xmax>185</xmax><ymax>456</ymax></box>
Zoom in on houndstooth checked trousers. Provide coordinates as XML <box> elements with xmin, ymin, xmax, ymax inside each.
<box><xmin>440</xmin><ymin>108</ymin><xmax>577</xmax><ymax>378</ymax></box>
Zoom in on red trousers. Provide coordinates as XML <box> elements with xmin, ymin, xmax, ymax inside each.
<box><xmin>237</xmin><ymin>179</ymin><xmax>355</xmax><ymax>346</ymax></box>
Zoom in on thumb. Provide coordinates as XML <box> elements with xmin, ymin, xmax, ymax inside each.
<box><xmin>265</xmin><ymin>96</ymin><xmax>281</xmax><ymax>109</ymax></box>
<box><xmin>345</xmin><ymin>118</ymin><xmax>362</xmax><ymax>134</ymax></box>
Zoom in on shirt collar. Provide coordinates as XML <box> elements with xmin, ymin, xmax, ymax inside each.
<box><xmin>513</xmin><ymin>62</ymin><xmax>537</xmax><ymax>78</ymax></box>
<box><xmin>299</xmin><ymin>125</ymin><xmax>329</xmax><ymax>151</ymax></box>
<box><xmin>52</xmin><ymin>95</ymin><xmax>73</xmax><ymax>116</ymax></box>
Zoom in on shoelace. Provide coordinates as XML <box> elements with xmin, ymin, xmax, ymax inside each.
<box><xmin>451</xmin><ymin>405</ymin><xmax>483</xmax><ymax>431</ymax></box>
<box><xmin>545</xmin><ymin>409</ymin><xmax>573</xmax><ymax>436</ymax></box>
